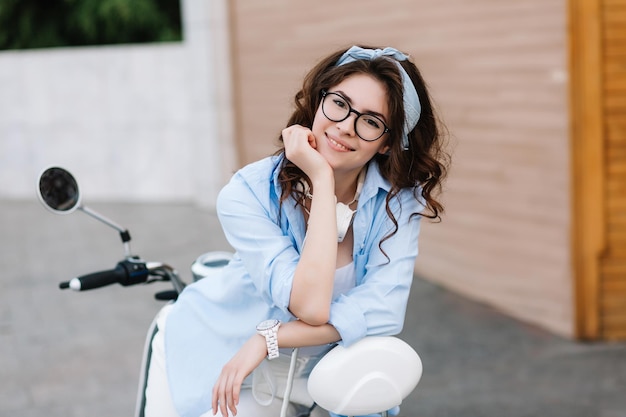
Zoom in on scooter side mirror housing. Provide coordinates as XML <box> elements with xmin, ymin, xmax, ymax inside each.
<box><xmin>36</xmin><ymin>166</ymin><xmax>132</xmax><ymax>256</ymax></box>
<box><xmin>37</xmin><ymin>167</ymin><xmax>81</xmax><ymax>214</ymax></box>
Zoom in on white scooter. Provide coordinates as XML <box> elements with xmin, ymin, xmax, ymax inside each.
<box><xmin>37</xmin><ymin>166</ymin><xmax>423</xmax><ymax>417</ymax></box>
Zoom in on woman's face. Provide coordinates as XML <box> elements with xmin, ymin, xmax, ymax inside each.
<box><xmin>312</xmin><ymin>73</ymin><xmax>390</xmax><ymax>176</ymax></box>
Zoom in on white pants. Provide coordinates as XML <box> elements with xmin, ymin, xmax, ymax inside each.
<box><xmin>142</xmin><ymin>305</ymin><xmax>328</xmax><ymax>417</ymax></box>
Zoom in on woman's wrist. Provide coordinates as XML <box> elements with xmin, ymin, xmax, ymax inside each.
<box><xmin>310</xmin><ymin>168</ymin><xmax>334</xmax><ymax>190</ymax></box>
<box><xmin>309</xmin><ymin>169</ymin><xmax>335</xmax><ymax>200</ymax></box>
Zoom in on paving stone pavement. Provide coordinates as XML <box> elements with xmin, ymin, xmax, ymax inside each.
<box><xmin>2</xmin><ymin>199</ymin><xmax>625</xmax><ymax>417</ymax></box>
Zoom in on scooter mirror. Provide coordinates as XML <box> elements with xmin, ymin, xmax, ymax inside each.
<box><xmin>37</xmin><ymin>167</ymin><xmax>81</xmax><ymax>214</ymax></box>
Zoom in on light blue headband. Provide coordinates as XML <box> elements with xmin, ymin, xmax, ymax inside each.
<box><xmin>335</xmin><ymin>46</ymin><xmax>421</xmax><ymax>150</ymax></box>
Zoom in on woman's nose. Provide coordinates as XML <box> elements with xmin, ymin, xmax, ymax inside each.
<box><xmin>336</xmin><ymin>112</ymin><xmax>357</xmax><ymax>136</ymax></box>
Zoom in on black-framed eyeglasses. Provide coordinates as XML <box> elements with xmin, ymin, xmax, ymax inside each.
<box><xmin>321</xmin><ymin>90</ymin><xmax>390</xmax><ymax>142</ymax></box>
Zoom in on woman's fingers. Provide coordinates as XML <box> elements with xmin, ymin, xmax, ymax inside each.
<box><xmin>229</xmin><ymin>374</ymin><xmax>242</xmax><ymax>416</ymax></box>
<box><xmin>211</xmin><ymin>374</ymin><xmax>225</xmax><ymax>415</ymax></box>
<box><xmin>283</xmin><ymin>125</ymin><xmax>315</xmax><ymax>156</ymax></box>
<box><xmin>212</xmin><ymin>371</ymin><xmax>238</xmax><ymax>416</ymax></box>
<box><xmin>282</xmin><ymin>124</ymin><xmax>330</xmax><ymax>179</ymax></box>
<box><xmin>212</xmin><ymin>335</ymin><xmax>268</xmax><ymax>416</ymax></box>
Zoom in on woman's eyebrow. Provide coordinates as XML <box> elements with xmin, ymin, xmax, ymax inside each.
<box><xmin>333</xmin><ymin>89</ymin><xmax>388</xmax><ymax>121</ymax></box>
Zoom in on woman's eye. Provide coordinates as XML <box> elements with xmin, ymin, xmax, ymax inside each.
<box><xmin>363</xmin><ymin>116</ymin><xmax>381</xmax><ymax>129</ymax></box>
<box><xmin>333</xmin><ymin>99</ymin><xmax>347</xmax><ymax>109</ymax></box>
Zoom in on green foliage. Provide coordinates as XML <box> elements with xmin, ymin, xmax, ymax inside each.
<box><xmin>0</xmin><ymin>0</ymin><xmax>182</xmax><ymax>50</ymax></box>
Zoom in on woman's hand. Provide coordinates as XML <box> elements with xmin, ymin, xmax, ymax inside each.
<box><xmin>282</xmin><ymin>125</ymin><xmax>331</xmax><ymax>181</ymax></box>
<box><xmin>212</xmin><ymin>334</ymin><xmax>267</xmax><ymax>416</ymax></box>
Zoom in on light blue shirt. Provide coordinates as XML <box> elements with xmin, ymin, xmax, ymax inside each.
<box><xmin>164</xmin><ymin>155</ymin><xmax>423</xmax><ymax>417</ymax></box>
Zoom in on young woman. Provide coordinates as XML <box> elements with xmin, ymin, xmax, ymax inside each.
<box><xmin>143</xmin><ymin>45</ymin><xmax>448</xmax><ymax>417</ymax></box>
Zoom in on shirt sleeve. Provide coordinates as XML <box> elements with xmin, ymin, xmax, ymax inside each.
<box><xmin>215</xmin><ymin>168</ymin><xmax>298</xmax><ymax>315</ymax></box>
<box><xmin>328</xmin><ymin>190</ymin><xmax>423</xmax><ymax>346</ymax></box>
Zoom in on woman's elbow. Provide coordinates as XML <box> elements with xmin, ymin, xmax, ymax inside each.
<box><xmin>294</xmin><ymin>308</ymin><xmax>330</xmax><ymax>326</ymax></box>
<box><xmin>289</xmin><ymin>294</ymin><xmax>331</xmax><ymax>325</ymax></box>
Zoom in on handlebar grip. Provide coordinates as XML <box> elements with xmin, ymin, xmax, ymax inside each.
<box><xmin>66</xmin><ymin>265</ymin><xmax>128</xmax><ymax>291</ymax></box>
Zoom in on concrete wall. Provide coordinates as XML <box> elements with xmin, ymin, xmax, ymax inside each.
<box><xmin>0</xmin><ymin>0</ymin><xmax>236</xmax><ymax>207</ymax></box>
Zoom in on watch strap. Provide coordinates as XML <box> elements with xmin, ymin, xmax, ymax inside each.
<box><xmin>264</xmin><ymin>329</ymin><xmax>279</xmax><ymax>360</ymax></box>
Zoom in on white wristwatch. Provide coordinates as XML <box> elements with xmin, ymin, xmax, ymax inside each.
<box><xmin>256</xmin><ymin>319</ymin><xmax>281</xmax><ymax>360</ymax></box>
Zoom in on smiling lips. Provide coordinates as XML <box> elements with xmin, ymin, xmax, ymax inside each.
<box><xmin>327</xmin><ymin>134</ymin><xmax>355</xmax><ymax>152</ymax></box>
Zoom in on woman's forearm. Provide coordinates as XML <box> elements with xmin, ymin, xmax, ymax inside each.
<box><xmin>277</xmin><ymin>319</ymin><xmax>341</xmax><ymax>348</ymax></box>
<box><xmin>289</xmin><ymin>172</ymin><xmax>337</xmax><ymax>325</ymax></box>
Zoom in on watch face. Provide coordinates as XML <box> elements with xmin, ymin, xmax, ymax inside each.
<box><xmin>257</xmin><ymin>319</ymin><xmax>279</xmax><ymax>331</ymax></box>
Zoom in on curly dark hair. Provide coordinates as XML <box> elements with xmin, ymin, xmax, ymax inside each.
<box><xmin>275</xmin><ymin>45</ymin><xmax>449</xmax><ymax>237</ymax></box>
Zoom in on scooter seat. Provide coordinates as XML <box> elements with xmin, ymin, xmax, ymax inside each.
<box><xmin>307</xmin><ymin>336</ymin><xmax>422</xmax><ymax>416</ymax></box>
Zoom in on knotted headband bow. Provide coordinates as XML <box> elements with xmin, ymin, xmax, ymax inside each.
<box><xmin>335</xmin><ymin>46</ymin><xmax>421</xmax><ymax>150</ymax></box>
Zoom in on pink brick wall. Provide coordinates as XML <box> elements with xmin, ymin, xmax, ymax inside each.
<box><xmin>229</xmin><ymin>0</ymin><xmax>573</xmax><ymax>337</ymax></box>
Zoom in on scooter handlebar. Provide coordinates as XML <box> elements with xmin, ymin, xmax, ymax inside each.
<box><xmin>60</xmin><ymin>266</ymin><xmax>127</xmax><ymax>291</ymax></box>
<box><xmin>59</xmin><ymin>259</ymin><xmax>150</xmax><ymax>291</ymax></box>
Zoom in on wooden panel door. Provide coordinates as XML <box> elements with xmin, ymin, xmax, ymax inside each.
<box><xmin>600</xmin><ymin>0</ymin><xmax>626</xmax><ymax>340</ymax></box>
<box><xmin>571</xmin><ymin>0</ymin><xmax>626</xmax><ymax>340</ymax></box>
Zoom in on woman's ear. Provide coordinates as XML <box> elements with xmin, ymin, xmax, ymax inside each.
<box><xmin>378</xmin><ymin>144</ymin><xmax>390</xmax><ymax>155</ymax></box>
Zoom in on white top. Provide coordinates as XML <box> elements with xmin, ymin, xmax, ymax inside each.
<box><xmin>332</xmin><ymin>261</ymin><xmax>357</xmax><ymax>300</ymax></box>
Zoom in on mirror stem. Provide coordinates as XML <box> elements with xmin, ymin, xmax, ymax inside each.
<box><xmin>79</xmin><ymin>205</ymin><xmax>132</xmax><ymax>257</ymax></box>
